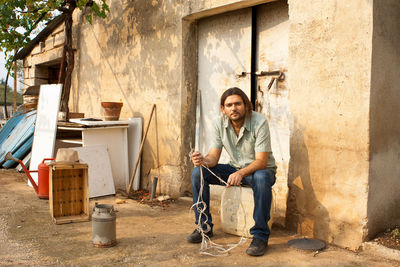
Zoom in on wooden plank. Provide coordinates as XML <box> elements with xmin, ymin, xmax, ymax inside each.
<box><xmin>49</xmin><ymin>168</ymin><xmax>54</xmax><ymax>219</ymax></box>
<box><xmin>54</xmin><ymin>214</ymin><xmax>89</xmax><ymax>225</ymax></box>
<box><xmin>29</xmin><ymin>84</ymin><xmax>62</xmax><ymax>185</ymax></box>
<box><xmin>83</xmin><ymin>168</ymin><xmax>89</xmax><ymax>215</ymax></box>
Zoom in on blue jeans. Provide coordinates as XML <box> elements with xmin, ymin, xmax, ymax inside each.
<box><xmin>191</xmin><ymin>164</ymin><xmax>276</xmax><ymax>242</ymax></box>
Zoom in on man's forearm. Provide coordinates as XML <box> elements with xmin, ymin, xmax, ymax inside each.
<box><xmin>237</xmin><ymin>157</ymin><xmax>268</xmax><ymax>177</ymax></box>
<box><xmin>203</xmin><ymin>155</ymin><xmax>219</xmax><ymax>168</ymax></box>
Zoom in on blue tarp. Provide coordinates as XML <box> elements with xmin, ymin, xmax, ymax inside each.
<box><xmin>3</xmin><ymin>135</ymin><xmax>34</xmax><ymax>169</ymax></box>
<box><xmin>0</xmin><ymin>110</ymin><xmax>36</xmax><ymax>167</ymax></box>
<box><xmin>0</xmin><ymin>112</ymin><xmax>25</xmax><ymax>145</ymax></box>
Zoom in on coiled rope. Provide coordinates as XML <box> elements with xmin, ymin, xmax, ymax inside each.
<box><xmin>190</xmin><ymin>164</ymin><xmax>248</xmax><ymax>256</ymax></box>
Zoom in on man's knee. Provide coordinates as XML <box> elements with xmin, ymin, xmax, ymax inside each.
<box><xmin>252</xmin><ymin>169</ymin><xmax>275</xmax><ymax>189</ymax></box>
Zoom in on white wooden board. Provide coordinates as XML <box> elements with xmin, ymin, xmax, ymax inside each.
<box><xmin>82</xmin><ymin>127</ymin><xmax>129</xmax><ymax>191</ymax></box>
<box><xmin>29</xmin><ymin>84</ymin><xmax>62</xmax><ymax>186</ymax></box>
<box><xmin>71</xmin><ymin>145</ymin><xmax>115</xmax><ymax>198</ymax></box>
<box><xmin>126</xmin><ymin>118</ymin><xmax>142</xmax><ymax>191</ymax></box>
<box><xmin>70</xmin><ymin>119</ymin><xmax>127</xmax><ymax>125</ymax></box>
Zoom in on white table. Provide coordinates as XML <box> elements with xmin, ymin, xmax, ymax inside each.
<box><xmin>57</xmin><ymin>123</ymin><xmax>129</xmax><ymax>191</ymax></box>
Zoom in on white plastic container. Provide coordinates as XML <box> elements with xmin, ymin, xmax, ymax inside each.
<box><xmin>220</xmin><ymin>186</ymin><xmax>275</xmax><ymax>237</ymax></box>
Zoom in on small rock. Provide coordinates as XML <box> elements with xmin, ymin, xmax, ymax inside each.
<box><xmin>115</xmin><ymin>198</ymin><xmax>127</xmax><ymax>204</ymax></box>
<box><xmin>157</xmin><ymin>195</ymin><xmax>170</xmax><ymax>201</ymax></box>
<box><xmin>17</xmin><ymin>225</ymin><xmax>22</xmax><ymax>229</ymax></box>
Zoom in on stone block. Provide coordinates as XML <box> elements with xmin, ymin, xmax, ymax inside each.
<box><xmin>53</xmin><ymin>32</ymin><xmax>65</xmax><ymax>48</ymax></box>
<box><xmin>31</xmin><ymin>45</ymin><xmax>41</xmax><ymax>55</ymax></box>
<box><xmin>45</xmin><ymin>36</ymin><xmax>54</xmax><ymax>51</ymax></box>
<box><xmin>23</xmin><ymin>67</ymin><xmax>30</xmax><ymax>79</ymax></box>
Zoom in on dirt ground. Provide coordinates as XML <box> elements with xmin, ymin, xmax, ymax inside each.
<box><xmin>1</xmin><ymin>169</ymin><xmax>399</xmax><ymax>267</ymax></box>
<box><xmin>373</xmin><ymin>226</ymin><xmax>400</xmax><ymax>250</ymax></box>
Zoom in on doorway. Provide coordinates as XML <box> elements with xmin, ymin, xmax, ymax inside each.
<box><xmin>197</xmin><ymin>0</ymin><xmax>289</xmax><ymax>222</ymax></box>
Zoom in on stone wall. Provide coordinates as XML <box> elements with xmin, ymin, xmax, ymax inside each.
<box><xmin>23</xmin><ymin>23</ymin><xmax>64</xmax><ymax>89</ymax></box>
<box><xmin>287</xmin><ymin>0</ymin><xmax>373</xmax><ymax>249</ymax></box>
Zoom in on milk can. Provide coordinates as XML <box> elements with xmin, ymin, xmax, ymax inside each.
<box><xmin>92</xmin><ymin>203</ymin><xmax>117</xmax><ymax>247</ymax></box>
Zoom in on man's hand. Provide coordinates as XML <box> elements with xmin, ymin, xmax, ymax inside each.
<box><xmin>227</xmin><ymin>171</ymin><xmax>243</xmax><ymax>186</ymax></box>
<box><xmin>191</xmin><ymin>151</ymin><xmax>204</xmax><ymax>166</ymax></box>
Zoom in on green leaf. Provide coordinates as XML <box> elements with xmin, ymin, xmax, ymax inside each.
<box><xmin>86</xmin><ymin>14</ymin><xmax>93</xmax><ymax>24</ymax></box>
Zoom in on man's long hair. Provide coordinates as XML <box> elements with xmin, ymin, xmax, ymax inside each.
<box><xmin>220</xmin><ymin>87</ymin><xmax>253</xmax><ymax>118</ymax></box>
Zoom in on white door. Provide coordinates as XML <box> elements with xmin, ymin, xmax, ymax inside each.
<box><xmin>197</xmin><ymin>8</ymin><xmax>252</xmax><ymax>162</ymax></box>
<box><xmin>197</xmin><ymin>2</ymin><xmax>290</xmax><ymax>221</ymax></box>
<box><xmin>255</xmin><ymin>1</ymin><xmax>290</xmax><ymax>221</ymax></box>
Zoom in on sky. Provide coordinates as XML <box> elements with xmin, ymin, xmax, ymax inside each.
<box><xmin>0</xmin><ymin>52</ymin><xmax>16</xmax><ymax>88</ymax></box>
<box><xmin>0</xmin><ymin>51</ymin><xmax>24</xmax><ymax>93</ymax></box>
<box><xmin>0</xmin><ymin>10</ymin><xmax>60</xmax><ymax>92</ymax></box>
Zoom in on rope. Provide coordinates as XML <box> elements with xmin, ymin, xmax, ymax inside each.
<box><xmin>190</xmin><ymin>159</ymin><xmax>248</xmax><ymax>256</ymax></box>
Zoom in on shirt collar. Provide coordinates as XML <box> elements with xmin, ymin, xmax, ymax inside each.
<box><xmin>223</xmin><ymin>114</ymin><xmax>251</xmax><ymax>131</ymax></box>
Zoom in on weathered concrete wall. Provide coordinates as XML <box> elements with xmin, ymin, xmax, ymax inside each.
<box><xmin>287</xmin><ymin>0</ymin><xmax>372</xmax><ymax>249</ymax></box>
<box><xmin>71</xmin><ymin>0</ymin><xmax>185</xmax><ymax>196</ymax></box>
<box><xmin>70</xmin><ymin>0</ymin><xmax>278</xmax><ymax>196</ymax></box>
<box><xmin>368</xmin><ymin>0</ymin><xmax>400</xmax><ymax>239</ymax></box>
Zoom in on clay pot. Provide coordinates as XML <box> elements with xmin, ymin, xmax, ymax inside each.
<box><xmin>101</xmin><ymin>102</ymin><xmax>123</xmax><ymax>121</ymax></box>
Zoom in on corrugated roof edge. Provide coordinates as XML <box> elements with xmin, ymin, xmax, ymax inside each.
<box><xmin>15</xmin><ymin>13</ymin><xmax>67</xmax><ymax>60</ymax></box>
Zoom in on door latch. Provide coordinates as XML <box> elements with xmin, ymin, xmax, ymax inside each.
<box><xmin>236</xmin><ymin>70</ymin><xmax>285</xmax><ymax>81</ymax></box>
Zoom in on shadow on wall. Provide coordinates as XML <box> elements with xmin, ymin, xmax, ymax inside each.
<box><xmin>286</xmin><ymin>119</ymin><xmax>330</xmax><ymax>241</ymax></box>
<box><xmin>72</xmin><ymin>0</ymin><xmax>184</xmax><ymax>192</ymax></box>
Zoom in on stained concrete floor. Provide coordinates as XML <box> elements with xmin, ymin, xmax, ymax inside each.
<box><xmin>0</xmin><ymin>169</ymin><xmax>399</xmax><ymax>266</ymax></box>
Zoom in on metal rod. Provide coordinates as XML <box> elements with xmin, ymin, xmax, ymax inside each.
<box><xmin>195</xmin><ymin>90</ymin><xmax>201</xmax><ymax>151</ymax></box>
<box><xmin>250</xmin><ymin>6</ymin><xmax>257</xmax><ymax>109</ymax></box>
<box><xmin>5</xmin><ymin>152</ymin><xmax>38</xmax><ymax>194</ymax></box>
<box><xmin>256</xmin><ymin>70</ymin><xmax>281</xmax><ymax>77</ymax></box>
<box><xmin>150</xmin><ymin>177</ymin><xmax>158</xmax><ymax>200</ymax></box>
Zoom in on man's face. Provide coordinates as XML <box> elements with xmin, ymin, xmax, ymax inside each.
<box><xmin>221</xmin><ymin>94</ymin><xmax>246</xmax><ymax>122</ymax></box>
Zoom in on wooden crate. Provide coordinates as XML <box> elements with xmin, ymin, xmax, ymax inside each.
<box><xmin>49</xmin><ymin>163</ymin><xmax>89</xmax><ymax>224</ymax></box>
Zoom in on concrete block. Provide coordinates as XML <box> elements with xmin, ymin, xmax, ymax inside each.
<box><xmin>45</xmin><ymin>36</ymin><xmax>54</xmax><ymax>50</ymax></box>
<box><xmin>220</xmin><ymin>186</ymin><xmax>275</xmax><ymax>237</ymax></box>
<box><xmin>361</xmin><ymin>242</ymin><xmax>400</xmax><ymax>262</ymax></box>
<box><xmin>53</xmin><ymin>33</ymin><xmax>65</xmax><ymax>48</ymax></box>
<box><xmin>52</xmin><ymin>23</ymin><xmax>64</xmax><ymax>35</ymax></box>
<box><xmin>23</xmin><ymin>57</ymin><xmax>32</xmax><ymax>68</ymax></box>
<box><xmin>23</xmin><ymin>67</ymin><xmax>30</xmax><ymax>79</ymax></box>
<box><xmin>40</xmin><ymin>41</ymin><xmax>45</xmax><ymax>53</ymax></box>
<box><xmin>31</xmin><ymin>45</ymin><xmax>41</xmax><ymax>55</ymax></box>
